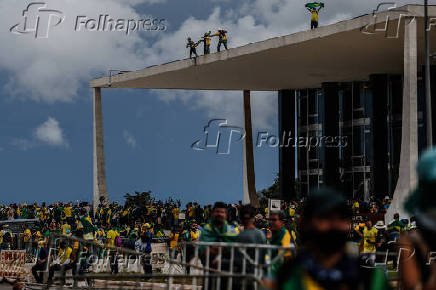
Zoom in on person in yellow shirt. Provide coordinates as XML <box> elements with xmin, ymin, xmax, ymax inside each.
<box><xmin>47</xmin><ymin>241</ymin><xmax>73</xmax><ymax>285</ymax></box>
<box><xmin>307</xmin><ymin>6</ymin><xmax>322</xmax><ymax>29</ymax></box>
<box><xmin>64</xmin><ymin>203</ymin><xmax>73</xmax><ymax>224</ymax></box>
<box><xmin>172</xmin><ymin>207</ymin><xmax>179</xmax><ymax>225</ymax></box>
<box><xmin>288</xmin><ymin>205</ymin><xmax>296</xmax><ymax>217</ymax></box>
<box><xmin>23</xmin><ymin>228</ymin><xmax>33</xmax><ymax>255</ymax></box>
<box><xmin>61</xmin><ymin>221</ymin><xmax>72</xmax><ymax>236</ymax></box>
<box><xmin>106</xmin><ymin>226</ymin><xmax>120</xmax><ymax>274</ymax></box>
<box><xmin>169</xmin><ymin>228</ymin><xmax>180</xmax><ymax>252</ymax></box>
<box><xmin>352</xmin><ymin>201</ymin><xmax>360</xmax><ymax>214</ymax></box>
<box><xmin>212</xmin><ymin>29</ymin><xmax>228</xmax><ymax>52</ymax></box>
<box><xmin>362</xmin><ymin>220</ymin><xmax>378</xmax><ymax>266</ymax></box>
<box><xmin>141</xmin><ymin>223</ymin><xmax>154</xmax><ymax>235</ymax></box>
<box><xmin>200</xmin><ymin>31</ymin><xmax>211</xmax><ymax>55</ymax></box>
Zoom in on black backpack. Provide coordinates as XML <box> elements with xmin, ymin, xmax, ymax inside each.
<box><xmin>3</xmin><ymin>231</ymin><xmax>12</xmax><ymax>243</ymax></box>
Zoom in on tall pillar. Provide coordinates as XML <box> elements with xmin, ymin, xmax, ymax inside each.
<box><xmin>243</xmin><ymin>90</ymin><xmax>259</xmax><ymax>207</ymax></box>
<box><xmin>370</xmin><ymin>75</ymin><xmax>389</xmax><ymax>199</ymax></box>
<box><xmin>386</xmin><ymin>18</ymin><xmax>418</xmax><ymax>222</ymax></box>
<box><xmin>93</xmin><ymin>87</ymin><xmax>109</xmax><ymax>211</ymax></box>
<box><xmin>278</xmin><ymin>90</ymin><xmax>295</xmax><ymax>201</ymax></box>
<box><xmin>244</xmin><ymin>91</ymin><xmax>259</xmax><ymax>208</ymax></box>
<box><xmin>322</xmin><ymin>83</ymin><xmax>340</xmax><ymax>189</ymax></box>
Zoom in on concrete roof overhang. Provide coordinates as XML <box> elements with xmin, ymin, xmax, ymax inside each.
<box><xmin>90</xmin><ymin>5</ymin><xmax>436</xmax><ymax>91</ymax></box>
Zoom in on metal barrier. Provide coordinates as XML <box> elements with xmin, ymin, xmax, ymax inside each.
<box><xmin>27</xmin><ymin>233</ymin><xmax>293</xmax><ymax>290</ymax></box>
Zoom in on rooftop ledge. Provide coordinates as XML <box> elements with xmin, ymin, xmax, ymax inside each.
<box><xmin>90</xmin><ymin>5</ymin><xmax>436</xmax><ymax>91</ymax></box>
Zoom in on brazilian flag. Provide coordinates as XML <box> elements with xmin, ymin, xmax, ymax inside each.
<box><xmin>305</xmin><ymin>1</ymin><xmax>324</xmax><ymax>9</ymax></box>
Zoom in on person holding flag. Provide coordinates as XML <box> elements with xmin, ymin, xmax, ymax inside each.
<box><xmin>306</xmin><ymin>2</ymin><xmax>324</xmax><ymax>29</ymax></box>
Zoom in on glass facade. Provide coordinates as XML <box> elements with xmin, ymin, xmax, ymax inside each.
<box><xmin>294</xmin><ymin>73</ymin><xmax>427</xmax><ymax>201</ymax></box>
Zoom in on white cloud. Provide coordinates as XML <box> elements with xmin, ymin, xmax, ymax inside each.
<box><xmin>123</xmin><ymin>130</ymin><xmax>137</xmax><ymax>148</ymax></box>
<box><xmin>0</xmin><ymin>0</ymin><xmax>162</xmax><ymax>103</ymax></box>
<box><xmin>34</xmin><ymin>117</ymin><xmax>69</xmax><ymax>147</ymax></box>
<box><xmin>0</xmin><ymin>0</ymin><xmax>422</xmax><ymax>128</ymax></box>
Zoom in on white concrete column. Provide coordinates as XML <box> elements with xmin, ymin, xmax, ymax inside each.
<box><xmin>243</xmin><ymin>90</ymin><xmax>259</xmax><ymax>207</ymax></box>
<box><xmin>93</xmin><ymin>87</ymin><xmax>109</xmax><ymax>211</ymax></box>
<box><xmin>386</xmin><ymin>17</ymin><xmax>418</xmax><ymax>223</ymax></box>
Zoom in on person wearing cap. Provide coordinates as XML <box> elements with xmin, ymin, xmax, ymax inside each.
<box><xmin>374</xmin><ymin>221</ymin><xmax>389</xmax><ymax>266</ymax></box>
<box><xmin>32</xmin><ymin>240</ymin><xmax>49</xmax><ymax>284</ymax></box>
<box><xmin>276</xmin><ymin>187</ymin><xmax>388</xmax><ymax>290</ymax></box>
<box><xmin>399</xmin><ymin>148</ymin><xmax>436</xmax><ymax>289</ymax></box>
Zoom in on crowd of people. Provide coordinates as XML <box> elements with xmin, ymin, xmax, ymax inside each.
<box><xmin>2</xmin><ymin>148</ymin><xmax>436</xmax><ymax>289</ymax></box>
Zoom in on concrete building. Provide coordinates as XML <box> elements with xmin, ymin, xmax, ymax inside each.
<box><xmin>90</xmin><ymin>5</ymin><xmax>436</xmax><ymax>221</ymax></box>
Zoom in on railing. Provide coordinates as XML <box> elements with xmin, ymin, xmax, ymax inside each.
<box><xmin>29</xmin><ymin>233</ymin><xmax>293</xmax><ymax>290</ymax></box>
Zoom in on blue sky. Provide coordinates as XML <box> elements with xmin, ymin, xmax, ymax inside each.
<box><xmin>0</xmin><ymin>0</ymin><xmax>424</xmax><ymax>205</ymax></box>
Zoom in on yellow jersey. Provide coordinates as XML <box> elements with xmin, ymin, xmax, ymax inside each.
<box><xmin>106</xmin><ymin>229</ymin><xmax>119</xmax><ymax>247</ymax></box>
<box><xmin>363</xmin><ymin>227</ymin><xmax>378</xmax><ymax>253</ymax></box>
<box><xmin>311</xmin><ymin>11</ymin><xmax>319</xmax><ymax>22</ymax></box>
<box><xmin>23</xmin><ymin>229</ymin><xmax>32</xmax><ymax>242</ymax></box>
<box><xmin>58</xmin><ymin>247</ymin><xmax>72</xmax><ymax>264</ymax></box>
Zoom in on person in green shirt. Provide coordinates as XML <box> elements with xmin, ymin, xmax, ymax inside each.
<box><xmin>276</xmin><ymin>187</ymin><xmax>389</xmax><ymax>290</ymax></box>
<box><xmin>199</xmin><ymin>202</ymin><xmax>238</xmax><ymax>289</ymax></box>
<box><xmin>387</xmin><ymin>213</ymin><xmax>405</xmax><ymax>241</ymax></box>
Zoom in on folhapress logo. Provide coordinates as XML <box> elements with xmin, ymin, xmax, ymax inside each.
<box><xmin>10</xmin><ymin>2</ymin><xmax>64</xmax><ymax>39</ymax></box>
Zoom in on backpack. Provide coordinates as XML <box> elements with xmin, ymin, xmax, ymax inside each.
<box><xmin>2</xmin><ymin>230</ymin><xmax>12</xmax><ymax>244</ymax></box>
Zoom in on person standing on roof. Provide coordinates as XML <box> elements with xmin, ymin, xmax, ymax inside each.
<box><xmin>307</xmin><ymin>6</ymin><xmax>322</xmax><ymax>29</ymax></box>
<box><xmin>212</xmin><ymin>30</ymin><xmax>228</xmax><ymax>52</ymax></box>
<box><xmin>186</xmin><ymin>37</ymin><xmax>199</xmax><ymax>59</ymax></box>
<box><xmin>200</xmin><ymin>31</ymin><xmax>212</xmax><ymax>55</ymax></box>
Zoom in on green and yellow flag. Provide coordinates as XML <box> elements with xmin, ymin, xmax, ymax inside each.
<box><xmin>305</xmin><ymin>2</ymin><xmax>324</xmax><ymax>9</ymax></box>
